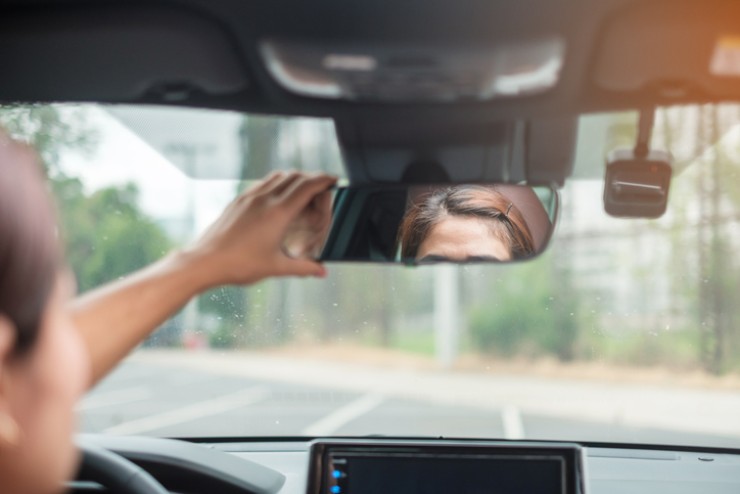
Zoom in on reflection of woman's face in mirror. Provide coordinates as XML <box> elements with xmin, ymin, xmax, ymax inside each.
<box><xmin>416</xmin><ymin>216</ymin><xmax>512</xmax><ymax>262</ymax></box>
<box><xmin>398</xmin><ymin>185</ymin><xmax>536</xmax><ymax>262</ymax></box>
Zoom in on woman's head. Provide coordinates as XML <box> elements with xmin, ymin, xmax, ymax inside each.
<box><xmin>0</xmin><ymin>129</ymin><xmax>89</xmax><ymax>494</ymax></box>
<box><xmin>398</xmin><ymin>185</ymin><xmax>535</xmax><ymax>262</ymax></box>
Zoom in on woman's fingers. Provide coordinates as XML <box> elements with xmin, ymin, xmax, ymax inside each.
<box><xmin>280</xmin><ymin>174</ymin><xmax>337</xmax><ymax>214</ymax></box>
<box><xmin>278</xmin><ymin>256</ymin><xmax>327</xmax><ymax>278</ymax></box>
<box><xmin>315</xmin><ymin>189</ymin><xmax>333</xmax><ymax>224</ymax></box>
<box><xmin>264</xmin><ymin>171</ymin><xmax>304</xmax><ymax>198</ymax></box>
<box><xmin>251</xmin><ymin>170</ymin><xmax>286</xmax><ymax>195</ymax></box>
<box><xmin>185</xmin><ymin>170</ymin><xmax>337</xmax><ymax>286</ymax></box>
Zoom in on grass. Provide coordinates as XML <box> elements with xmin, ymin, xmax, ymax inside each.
<box><xmin>389</xmin><ymin>331</ymin><xmax>437</xmax><ymax>356</ymax></box>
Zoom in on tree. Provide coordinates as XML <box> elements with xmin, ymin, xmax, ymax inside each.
<box><xmin>0</xmin><ymin>105</ymin><xmax>173</xmax><ymax>294</ymax></box>
<box><xmin>62</xmin><ymin>184</ymin><xmax>172</xmax><ymax>292</ymax></box>
<box><xmin>0</xmin><ymin>105</ymin><xmax>98</xmax><ymax>174</ymax></box>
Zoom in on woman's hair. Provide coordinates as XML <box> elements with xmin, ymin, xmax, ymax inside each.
<box><xmin>0</xmin><ymin>128</ymin><xmax>60</xmax><ymax>354</ymax></box>
<box><xmin>398</xmin><ymin>185</ymin><xmax>535</xmax><ymax>259</ymax></box>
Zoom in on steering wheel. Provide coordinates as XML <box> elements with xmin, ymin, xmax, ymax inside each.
<box><xmin>77</xmin><ymin>440</ymin><xmax>169</xmax><ymax>494</ymax></box>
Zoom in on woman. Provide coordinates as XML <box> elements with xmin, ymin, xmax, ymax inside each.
<box><xmin>397</xmin><ymin>185</ymin><xmax>535</xmax><ymax>262</ymax></box>
<box><xmin>0</xmin><ymin>128</ymin><xmax>336</xmax><ymax>494</ymax></box>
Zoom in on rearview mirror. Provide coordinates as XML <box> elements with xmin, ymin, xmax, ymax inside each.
<box><xmin>292</xmin><ymin>184</ymin><xmax>558</xmax><ymax>265</ymax></box>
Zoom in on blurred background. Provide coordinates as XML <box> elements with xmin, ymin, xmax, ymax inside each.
<box><xmin>5</xmin><ymin>103</ymin><xmax>740</xmax><ymax>445</ymax></box>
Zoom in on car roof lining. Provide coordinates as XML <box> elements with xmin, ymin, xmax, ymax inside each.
<box><xmin>0</xmin><ymin>4</ymin><xmax>249</xmax><ymax>102</ymax></box>
<box><xmin>0</xmin><ymin>0</ymin><xmax>738</xmax><ymax>186</ymax></box>
<box><xmin>2</xmin><ymin>0</ymin><xmax>740</xmax><ymax>117</ymax></box>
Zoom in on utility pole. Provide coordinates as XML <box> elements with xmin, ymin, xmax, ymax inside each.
<box><xmin>164</xmin><ymin>142</ymin><xmax>214</xmax><ymax>347</ymax></box>
<box><xmin>434</xmin><ymin>264</ymin><xmax>459</xmax><ymax>368</ymax></box>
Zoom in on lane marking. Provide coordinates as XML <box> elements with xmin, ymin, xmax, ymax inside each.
<box><xmin>78</xmin><ymin>387</ymin><xmax>152</xmax><ymax>411</ymax></box>
<box><xmin>501</xmin><ymin>405</ymin><xmax>525</xmax><ymax>440</ymax></box>
<box><xmin>302</xmin><ymin>393</ymin><xmax>385</xmax><ymax>436</ymax></box>
<box><xmin>103</xmin><ymin>386</ymin><xmax>268</xmax><ymax>435</ymax></box>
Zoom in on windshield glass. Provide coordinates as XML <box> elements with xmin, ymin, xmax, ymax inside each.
<box><xmin>4</xmin><ymin>103</ymin><xmax>740</xmax><ymax>448</ymax></box>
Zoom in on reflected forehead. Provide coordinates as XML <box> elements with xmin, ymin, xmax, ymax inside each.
<box><xmin>416</xmin><ymin>216</ymin><xmax>511</xmax><ymax>262</ymax></box>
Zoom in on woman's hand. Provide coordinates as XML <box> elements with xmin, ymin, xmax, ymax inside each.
<box><xmin>281</xmin><ymin>183</ymin><xmax>334</xmax><ymax>260</ymax></box>
<box><xmin>184</xmin><ymin>171</ymin><xmax>338</xmax><ymax>288</ymax></box>
<box><xmin>73</xmin><ymin>171</ymin><xmax>337</xmax><ymax>384</ymax></box>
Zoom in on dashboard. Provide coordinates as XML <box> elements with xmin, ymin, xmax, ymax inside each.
<box><xmin>306</xmin><ymin>440</ymin><xmax>583</xmax><ymax>494</ymax></box>
<box><xmin>71</xmin><ymin>435</ymin><xmax>740</xmax><ymax>494</ymax></box>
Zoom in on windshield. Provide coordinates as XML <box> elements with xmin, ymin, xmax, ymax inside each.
<box><xmin>4</xmin><ymin>103</ymin><xmax>740</xmax><ymax>448</ymax></box>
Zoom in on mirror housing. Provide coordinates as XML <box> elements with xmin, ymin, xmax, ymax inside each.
<box><xmin>603</xmin><ymin>148</ymin><xmax>672</xmax><ymax>219</ymax></box>
<box><xmin>319</xmin><ymin>184</ymin><xmax>558</xmax><ymax>265</ymax></box>
<box><xmin>335</xmin><ymin>117</ymin><xmax>577</xmax><ymax>187</ymax></box>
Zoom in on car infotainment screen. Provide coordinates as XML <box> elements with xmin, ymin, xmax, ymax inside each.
<box><xmin>307</xmin><ymin>441</ymin><xmax>584</xmax><ymax>494</ymax></box>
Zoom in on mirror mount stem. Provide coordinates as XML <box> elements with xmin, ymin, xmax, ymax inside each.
<box><xmin>634</xmin><ymin>107</ymin><xmax>655</xmax><ymax>159</ymax></box>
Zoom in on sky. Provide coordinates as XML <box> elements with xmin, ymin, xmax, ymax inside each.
<box><xmin>59</xmin><ymin>106</ymin><xmax>248</xmax><ymax>242</ymax></box>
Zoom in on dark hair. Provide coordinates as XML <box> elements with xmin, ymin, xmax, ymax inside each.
<box><xmin>0</xmin><ymin>128</ymin><xmax>60</xmax><ymax>354</ymax></box>
<box><xmin>398</xmin><ymin>185</ymin><xmax>535</xmax><ymax>259</ymax></box>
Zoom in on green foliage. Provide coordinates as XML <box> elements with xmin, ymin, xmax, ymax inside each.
<box><xmin>1</xmin><ymin>105</ymin><xmax>172</xmax><ymax>293</ymax></box>
<box><xmin>468</xmin><ymin>256</ymin><xmax>581</xmax><ymax>361</ymax></box>
<box><xmin>199</xmin><ymin>286</ymin><xmax>248</xmax><ymax>348</ymax></box>
<box><xmin>60</xmin><ymin>183</ymin><xmax>172</xmax><ymax>291</ymax></box>
<box><xmin>0</xmin><ymin>105</ymin><xmax>98</xmax><ymax>172</ymax></box>
<box><xmin>582</xmin><ymin>327</ymin><xmax>701</xmax><ymax>369</ymax></box>
<box><xmin>389</xmin><ymin>331</ymin><xmax>436</xmax><ymax>356</ymax></box>
<box><xmin>208</xmin><ymin>322</ymin><xmax>240</xmax><ymax>349</ymax></box>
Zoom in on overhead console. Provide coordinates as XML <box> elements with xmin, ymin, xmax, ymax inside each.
<box><xmin>260</xmin><ymin>39</ymin><xmax>564</xmax><ymax>103</ymax></box>
<box><xmin>336</xmin><ymin>117</ymin><xmax>577</xmax><ymax>187</ymax></box>
<box><xmin>307</xmin><ymin>440</ymin><xmax>586</xmax><ymax>494</ymax></box>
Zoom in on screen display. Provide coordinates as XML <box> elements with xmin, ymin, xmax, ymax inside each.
<box><xmin>327</xmin><ymin>453</ymin><xmax>564</xmax><ymax>494</ymax></box>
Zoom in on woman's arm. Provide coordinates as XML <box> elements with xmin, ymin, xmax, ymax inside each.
<box><xmin>71</xmin><ymin>172</ymin><xmax>336</xmax><ymax>386</ymax></box>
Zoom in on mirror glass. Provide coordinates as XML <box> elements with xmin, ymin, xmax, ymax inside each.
<box><xmin>285</xmin><ymin>184</ymin><xmax>558</xmax><ymax>264</ymax></box>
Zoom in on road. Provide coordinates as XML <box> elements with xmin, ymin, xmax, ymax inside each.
<box><xmin>79</xmin><ymin>350</ymin><xmax>740</xmax><ymax>449</ymax></box>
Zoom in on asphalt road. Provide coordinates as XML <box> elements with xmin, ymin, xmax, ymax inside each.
<box><xmin>78</xmin><ymin>352</ymin><xmax>740</xmax><ymax>449</ymax></box>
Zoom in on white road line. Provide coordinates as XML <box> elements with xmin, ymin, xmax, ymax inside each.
<box><xmin>302</xmin><ymin>393</ymin><xmax>385</xmax><ymax>436</ymax></box>
<box><xmin>501</xmin><ymin>405</ymin><xmax>525</xmax><ymax>440</ymax></box>
<box><xmin>77</xmin><ymin>387</ymin><xmax>152</xmax><ymax>411</ymax></box>
<box><xmin>103</xmin><ymin>386</ymin><xmax>268</xmax><ymax>435</ymax></box>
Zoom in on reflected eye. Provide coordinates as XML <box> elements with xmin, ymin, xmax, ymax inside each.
<box><xmin>417</xmin><ymin>254</ymin><xmax>453</xmax><ymax>264</ymax></box>
<box><xmin>416</xmin><ymin>254</ymin><xmax>502</xmax><ymax>264</ymax></box>
<box><xmin>464</xmin><ymin>256</ymin><xmax>502</xmax><ymax>263</ymax></box>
